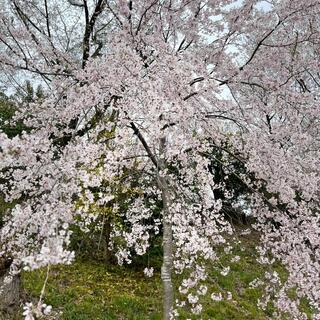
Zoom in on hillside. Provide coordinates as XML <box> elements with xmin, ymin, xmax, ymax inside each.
<box><xmin>20</xmin><ymin>229</ymin><xmax>295</xmax><ymax>320</ymax></box>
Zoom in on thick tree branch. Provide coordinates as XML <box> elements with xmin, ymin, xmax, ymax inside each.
<box><xmin>129</xmin><ymin>121</ymin><xmax>159</xmax><ymax>168</ymax></box>
<box><xmin>82</xmin><ymin>0</ymin><xmax>105</xmax><ymax>68</ymax></box>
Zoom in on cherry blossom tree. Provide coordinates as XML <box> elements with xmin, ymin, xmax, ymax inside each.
<box><xmin>0</xmin><ymin>0</ymin><xmax>320</xmax><ymax>319</ymax></box>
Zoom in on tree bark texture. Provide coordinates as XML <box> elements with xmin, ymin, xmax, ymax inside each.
<box><xmin>158</xmin><ymin>136</ymin><xmax>174</xmax><ymax>320</ymax></box>
<box><xmin>0</xmin><ymin>259</ymin><xmax>21</xmax><ymax>316</ymax></box>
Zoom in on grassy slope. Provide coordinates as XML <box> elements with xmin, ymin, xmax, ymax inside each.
<box><xmin>24</xmin><ymin>261</ymin><xmax>162</xmax><ymax>320</ymax></box>
<box><xmin>22</xmin><ymin>230</ymin><xmax>289</xmax><ymax>320</ymax></box>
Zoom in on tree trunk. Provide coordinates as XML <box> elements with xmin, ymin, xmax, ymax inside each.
<box><xmin>160</xmin><ymin>177</ymin><xmax>173</xmax><ymax>320</ymax></box>
<box><xmin>0</xmin><ymin>259</ymin><xmax>21</xmax><ymax>316</ymax></box>
<box><xmin>131</xmin><ymin>121</ymin><xmax>174</xmax><ymax>319</ymax></box>
<box><xmin>158</xmin><ymin>136</ymin><xmax>174</xmax><ymax>320</ymax></box>
<box><xmin>104</xmin><ymin>216</ymin><xmax>112</xmax><ymax>264</ymax></box>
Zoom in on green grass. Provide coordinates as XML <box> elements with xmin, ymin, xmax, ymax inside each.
<box><xmin>20</xmin><ymin>229</ymin><xmax>283</xmax><ymax>320</ymax></box>
<box><xmin>23</xmin><ymin>260</ymin><xmax>162</xmax><ymax>319</ymax></box>
<box><xmin>11</xmin><ymin>228</ymin><xmax>310</xmax><ymax>319</ymax></box>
